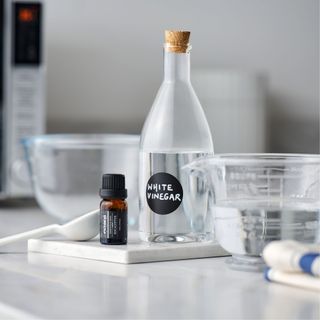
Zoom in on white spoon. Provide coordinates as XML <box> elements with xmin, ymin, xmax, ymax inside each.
<box><xmin>0</xmin><ymin>209</ymin><xmax>100</xmax><ymax>246</ymax></box>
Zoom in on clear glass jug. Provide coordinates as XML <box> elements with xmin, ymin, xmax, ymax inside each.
<box><xmin>183</xmin><ymin>154</ymin><xmax>320</xmax><ymax>271</ymax></box>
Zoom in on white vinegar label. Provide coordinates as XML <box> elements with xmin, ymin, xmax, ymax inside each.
<box><xmin>146</xmin><ymin>172</ymin><xmax>183</xmax><ymax>215</ymax></box>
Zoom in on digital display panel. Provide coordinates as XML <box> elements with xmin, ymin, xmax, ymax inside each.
<box><xmin>13</xmin><ymin>3</ymin><xmax>42</xmax><ymax>65</ymax></box>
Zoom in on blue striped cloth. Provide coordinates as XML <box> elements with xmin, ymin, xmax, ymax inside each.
<box><xmin>263</xmin><ymin>241</ymin><xmax>320</xmax><ymax>291</ymax></box>
<box><xmin>299</xmin><ymin>253</ymin><xmax>320</xmax><ymax>276</ymax></box>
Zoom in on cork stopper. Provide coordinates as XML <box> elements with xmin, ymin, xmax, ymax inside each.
<box><xmin>164</xmin><ymin>30</ymin><xmax>191</xmax><ymax>53</ymax></box>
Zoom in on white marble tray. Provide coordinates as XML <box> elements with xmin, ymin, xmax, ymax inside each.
<box><xmin>28</xmin><ymin>237</ymin><xmax>228</xmax><ymax>264</ymax></box>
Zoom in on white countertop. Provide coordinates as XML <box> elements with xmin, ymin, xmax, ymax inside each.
<box><xmin>0</xmin><ymin>204</ymin><xmax>319</xmax><ymax>319</ymax></box>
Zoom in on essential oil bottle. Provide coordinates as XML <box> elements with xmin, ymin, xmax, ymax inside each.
<box><xmin>99</xmin><ymin>174</ymin><xmax>128</xmax><ymax>245</ymax></box>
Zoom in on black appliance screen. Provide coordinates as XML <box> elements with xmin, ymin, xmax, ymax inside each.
<box><xmin>13</xmin><ymin>2</ymin><xmax>41</xmax><ymax>65</ymax></box>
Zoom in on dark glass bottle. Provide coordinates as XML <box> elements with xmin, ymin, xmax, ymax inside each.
<box><xmin>99</xmin><ymin>174</ymin><xmax>128</xmax><ymax>245</ymax></box>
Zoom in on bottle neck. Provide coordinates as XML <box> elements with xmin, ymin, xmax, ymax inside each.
<box><xmin>163</xmin><ymin>50</ymin><xmax>190</xmax><ymax>82</ymax></box>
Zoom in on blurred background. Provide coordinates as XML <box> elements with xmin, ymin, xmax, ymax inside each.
<box><xmin>45</xmin><ymin>0</ymin><xmax>319</xmax><ymax>153</ymax></box>
<box><xmin>1</xmin><ymin>0</ymin><xmax>319</xmax><ymax>208</ymax></box>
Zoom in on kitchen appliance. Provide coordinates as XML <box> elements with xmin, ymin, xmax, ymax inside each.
<box><xmin>183</xmin><ymin>154</ymin><xmax>320</xmax><ymax>271</ymax></box>
<box><xmin>0</xmin><ymin>0</ymin><xmax>45</xmax><ymax>198</ymax></box>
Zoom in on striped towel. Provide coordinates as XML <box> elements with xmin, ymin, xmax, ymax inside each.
<box><xmin>263</xmin><ymin>240</ymin><xmax>320</xmax><ymax>292</ymax></box>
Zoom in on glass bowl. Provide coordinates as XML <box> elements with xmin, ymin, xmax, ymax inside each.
<box><xmin>183</xmin><ymin>154</ymin><xmax>320</xmax><ymax>271</ymax></box>
<box><xmin>23</xmin><ymin>134</ymin><xmax>139</xmax><ymax>226</ymax></box>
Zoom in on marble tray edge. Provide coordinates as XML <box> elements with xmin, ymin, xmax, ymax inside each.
<box><xmin>28</xmin><ymin>239</ymin><xmax>229</xmax><ymax>264</ymax></box>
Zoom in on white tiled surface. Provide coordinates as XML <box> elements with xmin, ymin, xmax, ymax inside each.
<box><xmin>0</xmin><ymin>205</ymin><xmax>319</xmax><ymax>319</ymax></box>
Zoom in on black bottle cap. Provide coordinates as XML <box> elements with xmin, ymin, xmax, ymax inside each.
<box><xmin>99</xmin><ymin>174</ymin><xmax>127</xmax><ymax>199</ymax></box>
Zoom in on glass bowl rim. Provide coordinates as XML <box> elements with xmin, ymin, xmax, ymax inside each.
<box><xmin>22</xmin><ymin>134</ymin><xmax>140</xmax><ymax>149</ymax></box>
<box><xmin>197</xmin><ymin>153</ymin><xmax>320</xmax><ymax>165</ymax></box>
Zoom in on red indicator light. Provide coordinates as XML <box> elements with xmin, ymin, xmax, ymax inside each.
<box><xmin>18</xmin><ymin>8</ymin><xmax>35</xmax><ymax>22</ymax></box>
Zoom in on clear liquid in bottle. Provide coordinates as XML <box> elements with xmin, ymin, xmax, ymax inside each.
<box><xmin>139</xmin><ymin>31</ymin><xmax>214</xmax><ymax>242</ymax></box>
<box><xmin>139</xmin><ymin>151</ymin><xmax>213</xmax><ymax>242</ymax></box>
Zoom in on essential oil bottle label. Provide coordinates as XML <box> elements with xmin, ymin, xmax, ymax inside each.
<box><xmin>146</xmin><ymin>172</ymin><xmax>183</xmax><ymax>215</ymax></box>
<box><xmin>100</xmin><ymin>209</ymin><xmax>127</xmax><ymax>242</ymax></box>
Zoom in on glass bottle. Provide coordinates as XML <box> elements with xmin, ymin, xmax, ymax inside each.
<box><xmin>100</xmin><ymin>174</ymin><xmax>128</xmax><ymax>245</ymax></box>
<box><xmin>139</xmin><ymin>30</ymin><xmax>214</xmax><ymax>243</ymax></box>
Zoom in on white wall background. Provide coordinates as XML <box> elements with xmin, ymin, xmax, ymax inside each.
<box><xmin>45</xmin><ymin>0</ymin><xmax>319</xmax><ymax>153</ymax></box>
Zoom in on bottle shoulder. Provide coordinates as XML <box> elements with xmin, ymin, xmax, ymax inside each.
<box><xmin>140</xmin><ymin>81</ymin><xmax>214</xmax><ymax>152</ymax></box>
